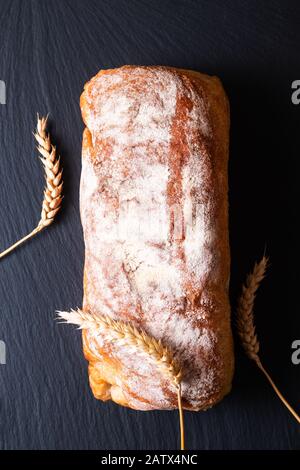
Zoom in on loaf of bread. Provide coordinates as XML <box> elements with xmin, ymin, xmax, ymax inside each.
<box><xmin>79</xmin><ymin>65</ymin><xmax>234</xmax><ymax>411</ymax></box>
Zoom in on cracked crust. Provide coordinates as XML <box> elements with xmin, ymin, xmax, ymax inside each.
<box><xmin>79</xmin><ymin>66</ymin><xmax>234</xmax><ymax>410</ymax></box>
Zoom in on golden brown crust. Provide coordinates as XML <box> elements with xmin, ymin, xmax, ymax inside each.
<box><xmin>80</xmin><ymin>65</ymin><xmax>234</xmax><ymax>410</ymax></box>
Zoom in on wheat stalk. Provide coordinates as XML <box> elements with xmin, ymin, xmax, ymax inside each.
<box><xmin>0</xmin><ymin>114</ymin><xmax>63</xmax><ymax>260</ymax></box>
<box><xmin>236</xmin><ymin>257</ymin><xmax>267</xmax><ymax>362</ymax></box>
<box><xmin>57</xmin><ymin>308</ymin><xmax>185</xmax><ymax>449</ymax></box>
<box><xmin>237</xmin><ymin>256</ymin><xmax>300</xmax><ymax>425</ymax></box>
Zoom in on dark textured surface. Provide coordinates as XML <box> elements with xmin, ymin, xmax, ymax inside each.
<box><xmin>0</xmin><ymin>0</ymin><xmax>299</xmax><ymax>450</ymax></box>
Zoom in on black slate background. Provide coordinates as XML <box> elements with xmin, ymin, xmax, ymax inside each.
<box><xmin>0</xmin><ymin>0</ymin><xmax>300</xmax><ymax>451</ymax></box>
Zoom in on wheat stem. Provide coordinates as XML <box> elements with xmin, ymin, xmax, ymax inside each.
<box><xmin>237</xmin><ymin>256</ymin><xmax>300</xmax><ymax>425</ymax></box>
<box><xmin>177</xmin><ymin>383</ymin><xmax>185</xmax><ymax>450</ymax></box>
<box><xmin>0</xmin><ymin>226</ymin><xmax>42</xmax><ymax>259</ymax></box>
<box><xmin>57</xmin><ymin>308</ymin><xmax>185</xmax><ymax>449</ymax></box>
<box><xmin>256</xmin><ymin>360</ymin><xmax>300</xmax><ymax>425</ymax></box>
<box><xmin>0</xmin><ymin>115</ymin><xmax>63</xmax><ymax>260</ymax></box>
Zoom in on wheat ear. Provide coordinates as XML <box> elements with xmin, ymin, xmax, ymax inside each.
<box><xmin>57</xmin><ymin>309</ymin><xmax>185</xmax><ymax>449</ymax></box>
<box><xmin>237</xmin><ymin>256</ymin><xmax>300</xmax><ymax>425</ymax></box>
<box><xmin>0</xmin><ymin>115</ymin><xmax>62</xmax><ymax>260</ymax></box>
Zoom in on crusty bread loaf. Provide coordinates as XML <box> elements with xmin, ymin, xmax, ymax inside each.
<box><xmin>79</xmin><ymin>65</ymin><xmax>234</xmax><ymax>410</ymax></box>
